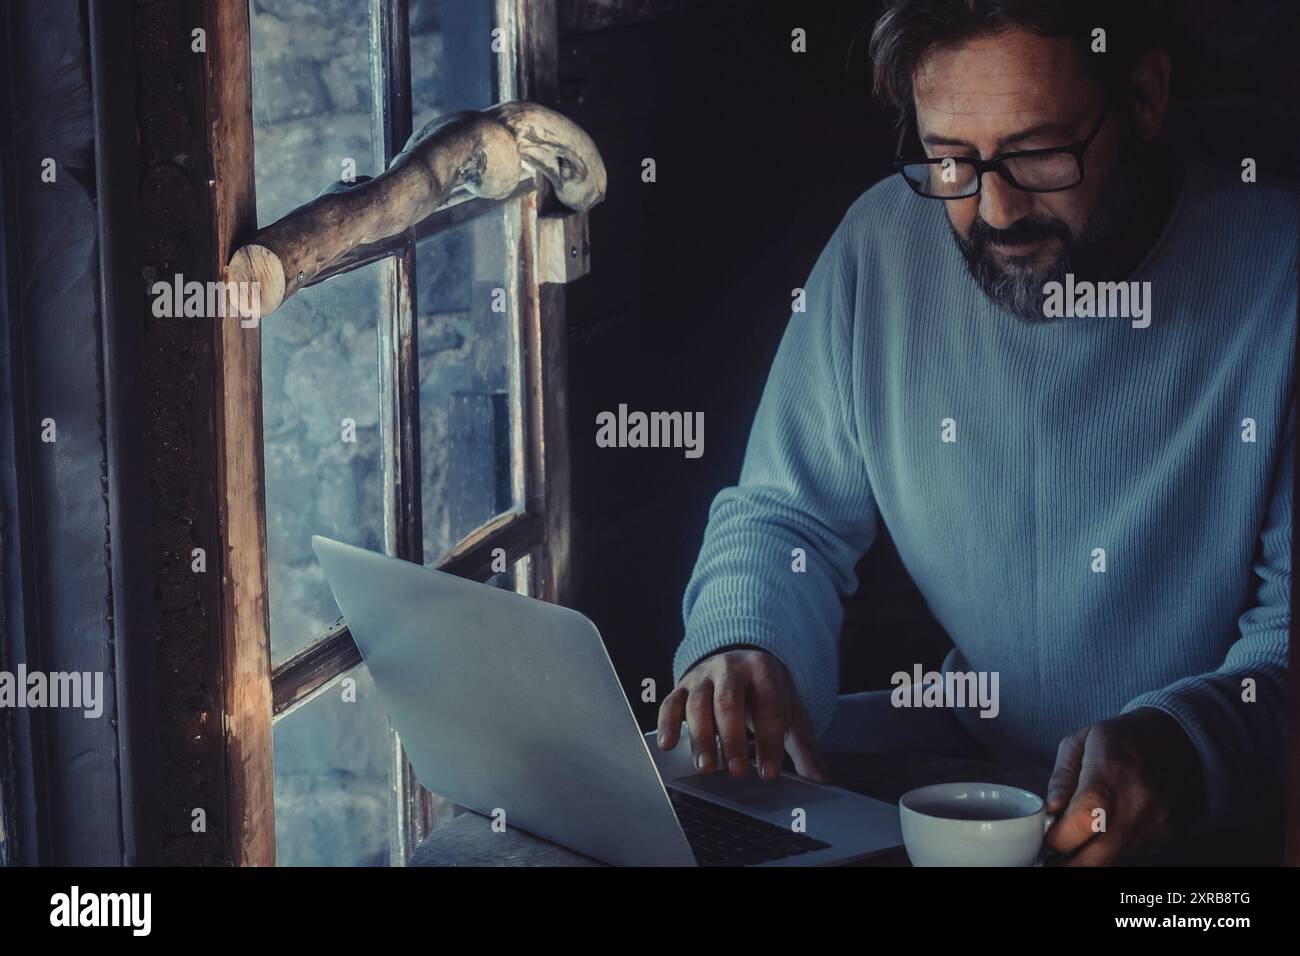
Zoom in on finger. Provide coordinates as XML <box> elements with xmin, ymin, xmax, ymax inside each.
<box><xmin>1045</xmin><ymin>785</ymin><xmax>1111</xmax><ymax>856</ymax></box>
<box><xmin>1045</xmin><ymin>729</ymin><xmax>1087</xmax><ymax>813</ymax></box>
<box><xmin>1060</xmin><ymin>823</ymin><xmax>1127</xmax><ymax>866</ymax></box>
<box><xmin>684</xmin><ymin>681</ymin><xmax>719</xmax><ymax>773</ymax></box>
<box><xmin>1082</xmin><ymin>780</ymin><xmax>1166</xmax><ymax>864</ymax></box>
<box><xmin>785</xmin><ymin>702</ymin><xmax>832</xmax><ymax>783</ymax></box>
<box><xmin>656</xmin><ymin>686</ymin><xmax>689</xmax><ymax>749</ymax></box>
<box><xmin>1045</xmin><ymin>738</ymin><xmax>1114</xmax><ymax>856</ymax></box>
<box><xmin>748</xmin><ymin>671</ymin><xmax>788</xmax><ymax>781</ymax></box>
<box><xmin>713</xmin><ymin>671</ymin><xmax>750</xmax><ymax>778</ymax></box>
<box><xmin>1060</xmin><ymin>801</ymin><xmax>1132</xmax><ymax>867</ymax></box>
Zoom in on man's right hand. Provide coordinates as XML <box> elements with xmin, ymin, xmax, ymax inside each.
<box><xmin>656</xmin><ymin>648</ymin><xmax>831</xmax><ymax>783</ymax></box>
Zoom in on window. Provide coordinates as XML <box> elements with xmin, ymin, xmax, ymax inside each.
<box><xmin>244</xmin><ymin>0</ymin><xmax>569</xmax><ymax>865</ymax></box>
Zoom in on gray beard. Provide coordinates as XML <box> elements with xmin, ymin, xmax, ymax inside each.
<box><xmin>963</xmin><ymin>250</ymin><xmax>1073</xmax><ymax>321</ymax></box>
<box><xmin>952</xmin><ymin>161</ymin><xmax>1143</xmax><ymax>322</ymax></box>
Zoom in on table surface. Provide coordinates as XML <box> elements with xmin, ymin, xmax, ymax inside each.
<box><xmin>408</xmin><ymin>751</ymin><xmax>1053</xmax><ymax>867</ymax></box>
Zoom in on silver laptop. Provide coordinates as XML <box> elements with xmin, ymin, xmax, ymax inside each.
<box><xmin>311</xmin><ymin>535</ymin><xmax>903</xmax><ymax>866</ymax></box>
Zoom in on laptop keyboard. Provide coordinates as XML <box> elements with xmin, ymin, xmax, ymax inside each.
<box><xmin>669</xmin><ymin>789</ymin><xmax>832</xmax><ymax>866</ymax></box>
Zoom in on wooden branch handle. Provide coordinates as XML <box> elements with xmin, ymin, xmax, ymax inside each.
<box><xmin>227</xmin><ymin>100</ymin><xmax>607</xmax><ymax>316</ymax></box>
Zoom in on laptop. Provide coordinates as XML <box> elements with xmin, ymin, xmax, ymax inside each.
<box><xmin>311</xmin><ymin>535</ymin><xmax>903</xmax><ymax>866</ymax></box>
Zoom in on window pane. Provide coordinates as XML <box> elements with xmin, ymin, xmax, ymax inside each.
<box><xmin>250</xmin><ymin>0</ymin><xmax>387</xmax><ymax>663</ymax></box>
<box><xmin>262</xmin><ymin>263</ymin><xmax>387</xmax><ymax>664</ymax></box>
<box><xmin>249</xmin><ymin>0</ymin><xmax>378</xmax><ymax>223</ymax></box>
<box><xmin>418</xmin><ymin>204</ymin><xmax>524</xmax><ymax>564</ymax></box>
<box><xmin>410</xmin><ymin>0</ymin><xmax>500</xmax><ymax>133</ymax></box>
<box><xmin>273</xmin><ymin>663</ymin><xmax>391</xmax><ymax>866</ymax></box>
<box><xmin>486</xmin><ymin>552</ymin><xmax>532</xmax><ymax>596</ymax></box>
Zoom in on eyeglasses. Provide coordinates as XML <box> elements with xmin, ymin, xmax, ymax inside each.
<box><xmin>892</xmin><ymin>104</ymin><xmax>1111</xmax><ymax>200</ymax></box>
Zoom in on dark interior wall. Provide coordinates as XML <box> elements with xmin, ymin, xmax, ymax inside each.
<box><xmin>556</xmin><ymin>0</ymin><xmax>1300</xmax><ymax>730</ymax></box>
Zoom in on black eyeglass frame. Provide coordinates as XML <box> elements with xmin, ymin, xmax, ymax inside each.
<box><xmin>892</xmin><ymin>103</ymin><xmax>1113</xmax><ymax>199</ymax></box>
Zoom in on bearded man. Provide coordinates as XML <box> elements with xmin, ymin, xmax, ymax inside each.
<box><xmin>659</xmin><ymin>0</ymin><xmax>1295</xmax><ymax>865</ymax></box>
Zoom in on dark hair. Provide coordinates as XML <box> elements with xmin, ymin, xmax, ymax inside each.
<box><xmin>868</xmin><ymin>0</ymin><xmax>1165</xmax><ymax>119</ymax></box>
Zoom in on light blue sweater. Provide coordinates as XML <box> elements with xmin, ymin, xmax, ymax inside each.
<box><xmin>675</xmin><ymin>161</ymin><xmax>1295</xmax><ymax>826</ymax></box>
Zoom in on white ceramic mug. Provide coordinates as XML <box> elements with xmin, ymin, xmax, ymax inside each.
<box><xmin>899</xmin><ymin>782</ymin><xmax>1050</xmax><ymax>867</ymax></box>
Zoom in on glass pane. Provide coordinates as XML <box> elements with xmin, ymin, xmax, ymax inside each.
<box><xmin>250</xmin><ymin>0</ymin><xmax>387</xmax><ymax>664</ymax></box>
<box><xmin>418</xmin><ymin>204</ymin><xmax>523</xmax><ymax>564</ymax></box>
<box><xmin>273</xmin><ymin>663</ymin><xmax>391</xmax><ymax>866</ymax></box>
<box><xmin>249</xmin><ymin>0</ymin><xmax>378</xmax><ymax>223</ymax></box>
<box><xmin>486</xmin><ymin>552</ymin><xmax>532</xmax><ymax>596</ymax></box>
<box><xmin>410</xmin><ymin>0</ymin><xmax>500</xmax><ymax>134</ymax></box>
<box><xmin>262</xmin><ymin>263</ymin><xmax>388</xmax><ymax>665</ymax></box>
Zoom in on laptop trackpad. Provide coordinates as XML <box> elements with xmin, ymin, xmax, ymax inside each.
<box><xmin>673</xmin><ymin>768</ymin><xmax>840</xmax><ymax>812</ymax></box>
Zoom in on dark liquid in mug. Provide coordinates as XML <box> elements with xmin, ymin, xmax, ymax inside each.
<box><xmin>916</xmin><ymin>802</ymin><xmax>1029</xmax><ymax>821</ymax></box>
<box><xmin>937</xmin><ymin>806</ymin><xmax>1018</xmax><ymax>821</ymax></box>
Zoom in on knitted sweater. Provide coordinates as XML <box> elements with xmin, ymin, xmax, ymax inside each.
<box><xmin>674</xmin><ymin>161</ymin><xmax>1295</xmax><ymax>825</ymax></box>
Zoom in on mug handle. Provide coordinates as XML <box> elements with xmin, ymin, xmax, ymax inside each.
<box><xmin>1036</xmin><ymin>813</ymin><xmax>1059</xmax><ymax>866</ymax></box>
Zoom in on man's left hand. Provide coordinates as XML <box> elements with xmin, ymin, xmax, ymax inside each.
<box><xmin>1043</xmin><ymin>707</ymin><xmax>1203</xmax><ymax>866</ymax></box>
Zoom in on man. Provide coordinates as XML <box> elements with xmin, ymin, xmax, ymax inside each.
<box><xmin>658</xmin><ymin>0</ymin><xmax>1294</xmax><ymax>865</ymax></box>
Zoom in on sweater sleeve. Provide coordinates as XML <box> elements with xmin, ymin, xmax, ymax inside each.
<box><xmin>1121</xmin><ymin>409</ymin><xmax>1292</xmax><ymax>827</ymax></box>
<box><xmin>672</xmin><ymin>212</ymin><xmax>879</xmax><ymax>738</ymax></box>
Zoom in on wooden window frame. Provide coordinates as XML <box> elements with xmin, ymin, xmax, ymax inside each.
<box><xmin>204</xmin><ymin>0</ymin><xmax>567</xmax><ymax>866</ymax></box>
